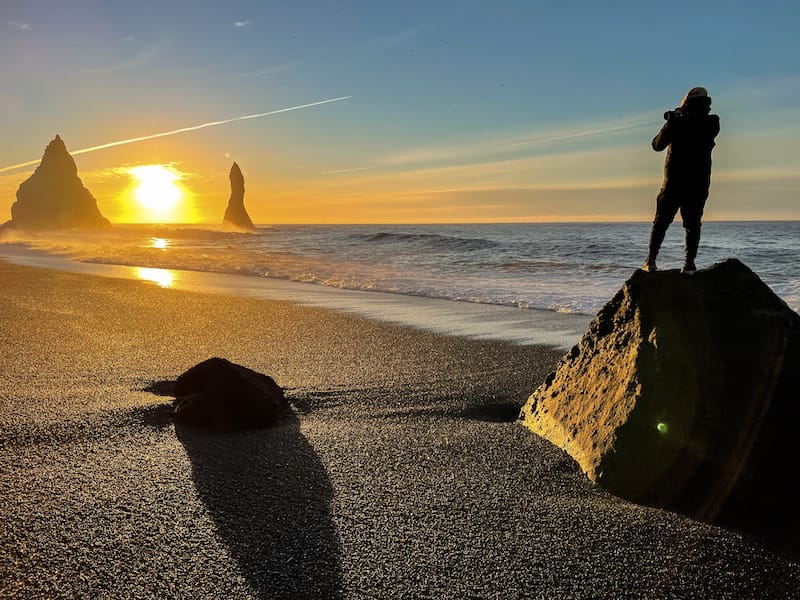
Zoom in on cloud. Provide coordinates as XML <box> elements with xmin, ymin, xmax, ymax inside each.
<box><xmin>283</xmin><ymin>114</ymin><xmax>800</xmax><ymax>222</ymax></box>
<box><xmin>81</xmin><ymin>40</ymin><xmax>168</xmax><ymax>74</ymax></box>
<box><xmin>299</xmin><ymin>118</ymin><xmax>800</xmax><ymax>221</ymax></box>
<box><xmin>256</xmin><ymin>62</ymin><xmax>296</xmax><ymax>76</ymax></box>
<box><xmin>373</xmin><ymin>76</ymin><xmax>800</xmax><ymax>176</ymax></box>
<box><xmin>111</xmin><ymin>163</ymin><xmax>187</xmax><ymax>180</ymax></box>
<box><xmin>321</xmin><ymin>166</ymin><xmax>374</xmax><ymax>175</ymax></box>
<box><xmin>711</xmin><ymin>166</ymin><xmax>800</xmax><ymax>184</ymax></box>
<box><xmin>7</xmin><ymin>21</ymin><xmax>31</xmax><ymax>31</ymax></box>
<box><xmin>510</xmin><ymin>121</ymin><xmax>653</xmax><ymax>148</ymax></box>
<box><xmin>121</xmin><ymin>35</ymin><xmax>135</xmax><ymax>42</ymax></box>
<box><xmin>372</xmin><ymin>144</ymin><xmax>661</xmax><ymax>192</ymax></box>
<box><xmin>238</xmin><ymin>61</ymin><xmax>302</xmax><ymax>78</ymax></box>
<box><xmin>716</xmin><ymin>75</ymin><xmax>800</xmax><ymax>110</ymax></box>
<box><xmin>380</xmin><ymin>112</ymin><xmax>658</xmax><ymax>168</ymax></box>
<box><xmin>281</xmin><ymin>143</ymin><xmax>662</xmax><ymax>207</ymax></box>
<box><xmin>382</xmin><ymin>146</ymin><xmax>466</xmax><ymax>167</ymax></box>
<box><xmin>233</xmin><ymin>20</ymin><xmax>251</xmax><ymax>28</ymax></box>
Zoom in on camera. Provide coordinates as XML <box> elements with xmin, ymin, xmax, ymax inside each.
<box><xmin>664</xmin><ymin>108</ymin><xmax>683</xmax><ymax>121</ymax></box>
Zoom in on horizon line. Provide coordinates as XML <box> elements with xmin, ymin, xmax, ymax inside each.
<box><xmin>99</xmin><ymin>217</ymin><xmax>800</xmax><ymax>226</ymax></box>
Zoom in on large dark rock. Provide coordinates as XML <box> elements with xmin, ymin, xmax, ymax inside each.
<box><xmin>520</xmin><ymin>259</ymin><xmax>800</xmax><ymax>554</ymax></box>
<box><xmin>5</xmin><ymin>135</ymin><xmax>111</xmax><ymax>230</ymax></box>
<box><xmin>173</xmin><ymin>358</ymin><xmax>287</xmax><ymax>429</ymax></box>
<box><xmin>222</xmin><ymin>162</ymin><xmax>255</xmax><ymax>231</ymax></box>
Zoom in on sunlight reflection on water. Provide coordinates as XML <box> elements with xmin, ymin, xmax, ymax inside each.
<box><xmin>136</xmin><ymin>266</ymin><xmax>175</xmax><ymax>288</ymax></box>
<box><xmin>150</xmin><ymin>237</ymin><xmax>170</xmax><ymax>250</ymax></box>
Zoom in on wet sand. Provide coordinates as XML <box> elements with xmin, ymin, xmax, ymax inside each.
<box><xmin>1</xmin><ymin>261</ymin><xmax>798</xmax><ymax>598</ymax></box>
<box><xmin>0</xmin><ymin>242</ymin><xmax>593</xmax><ymax>348</ymax></box>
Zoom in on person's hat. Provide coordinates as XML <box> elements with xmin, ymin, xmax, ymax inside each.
<box><xmin>680</xmin><ymin>86</ymin><xmax>711</xmax><ymax>107</ymax></box>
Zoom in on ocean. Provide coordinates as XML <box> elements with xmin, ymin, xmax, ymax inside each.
<box><xmin>2</xmin><ymin>221</ymin><xmax>798</xmax><ymax>346</ymax></box>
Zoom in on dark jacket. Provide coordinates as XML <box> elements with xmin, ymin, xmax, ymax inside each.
<box><xmin>653</xmin><ymin>110</ymin><xmax>720</xmax><ymax>194</ymax></box>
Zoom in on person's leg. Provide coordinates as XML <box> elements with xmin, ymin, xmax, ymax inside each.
<box><xmin>679</xmin><ymin>196</ymin><xmax>707</xmax><ymax>274</ymax></box>
<box><xmin>682</xmin><ymin>227</ymin><xmax>700</xmax><ymax>273</ymax></box>
<box><xmin>644</xmin><ymin>189</ymin><xmax>679</xmax><ymax>271</ymax></box>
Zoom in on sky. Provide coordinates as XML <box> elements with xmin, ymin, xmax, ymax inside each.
<box><xmin>1</xmin><ymin>0</ymin><xmax>799</xmax><ymax>224</ymax></box>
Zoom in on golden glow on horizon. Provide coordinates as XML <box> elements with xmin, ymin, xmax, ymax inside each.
<box><xmin>3</xmin><ymin>138</ymin><xmax>800</xmax><ymax>224</ymax></box>
<box><xmin>135</xmin><ymin>267</ymin><xmax>175</xmax><ymax>288</ymax></box>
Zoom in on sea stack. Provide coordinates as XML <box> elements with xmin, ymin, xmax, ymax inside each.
<box><xmin>519</xmin><ymin>259</ymin><xmax>800</xmax><ymax>554</ymax></box>
<box><xmin>5</xmin><ymin>135</ymin><xmax>111</xmax><ymax>230</ymax></box>
<box><xmin>222</xmin><ymin>162</ymin><xmax>255</xmax><ymax>231</ymax></box>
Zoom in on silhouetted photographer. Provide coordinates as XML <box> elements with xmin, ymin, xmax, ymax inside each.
<box><xmin>643</xmin><ymin>87</ymin><xmax>720</xmax><ymax>274</ymax></box>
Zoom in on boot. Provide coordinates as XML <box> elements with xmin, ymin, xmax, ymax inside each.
<box><xmin>682</xmin><ymin>228</ymin><xmax>700</xmax><ymax>274</ymax></box>
<box><xmin>643</xmin><ymin>225</ymin><xmax>666</xmax><ymax>272</ymax></box>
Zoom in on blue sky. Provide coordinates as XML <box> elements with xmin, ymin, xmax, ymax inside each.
<box><xmin>2</xmin><ymin>1</ymin><xmax>799</xmax><ymax>222</ymax></box>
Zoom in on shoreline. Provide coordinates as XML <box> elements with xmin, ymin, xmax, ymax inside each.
<box><xmin>2</xmin><ymin>261</ymin><xmax>799</xmax><ymax>597</ymax></box>
<box><xmin>0</xmin><ymin>245</ymin><xmax>593</xmax><ymax>349</ymax></box>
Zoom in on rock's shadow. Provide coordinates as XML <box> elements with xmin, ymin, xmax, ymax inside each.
<box><xmin>174</xmin><ymin>412</ymin><xmax>342</xmax><ymax>599</ymax></box>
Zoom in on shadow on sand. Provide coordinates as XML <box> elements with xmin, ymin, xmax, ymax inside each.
<box><xmin>142</xmin><ymin>380</ymin><xmax>342</xmax><ymax>599</ymax></box>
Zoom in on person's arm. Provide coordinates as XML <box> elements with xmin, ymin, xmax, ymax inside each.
<box><xmin>652</xmin><ymin>115</ymin><xmax>674</xmax><ymax>151</ymax></box>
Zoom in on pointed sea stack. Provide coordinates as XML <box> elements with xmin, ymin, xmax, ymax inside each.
<box><xmin>6</xmin><ymin>135</ymin><xmax>111</xmax><ymax>230</ymax></box>
<box><xmin>222</xmin><ymin>162</ymin><xmax>255</xmax><ymax>231</ymax></box>
<box><xmin>520</xmin><ymin>259</ymin><xmax>800</xmax><ymax>556</ymax></box>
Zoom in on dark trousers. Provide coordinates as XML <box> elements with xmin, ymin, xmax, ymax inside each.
<box><xmin>652</xmin><ymin>188</ymin><xmax>707</xmax><ymax>235</ymax></box>
<box><xmin>647</xmin><ymin>188</ymin><xmax>708</xmax><ymax>264</ymax></box>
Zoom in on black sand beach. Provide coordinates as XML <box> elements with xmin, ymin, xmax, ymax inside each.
<box><xmin>1</xmin><ymin>261</ymin><xmax>799</xmax><ymax>598</ymax></box>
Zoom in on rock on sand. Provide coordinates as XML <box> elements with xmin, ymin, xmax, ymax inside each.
<box><xmin>520</xmin><ymin>258</ymin><xmax>800</xmax><ymax>555</ymax></box>
<box><xmin>173</xmin><ymin>357</ymin><xmax>287</xmax><ymax>429</ymax></box>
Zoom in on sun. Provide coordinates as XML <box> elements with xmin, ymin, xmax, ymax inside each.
<box><xmin>129</xmin><ymin>165</ymin><xmax>181</xmax><ymax>212</ymax></box>
<box><xmin>117</xmin><ymin>163</ymin><xmax>197</xmax><ymax>223</ymax></box>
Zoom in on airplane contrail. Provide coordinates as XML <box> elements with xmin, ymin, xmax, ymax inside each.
<box><xmin>0</xmin><ymin>96</ymin><xmax>352</xmax><ymax>174</ymax></box>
